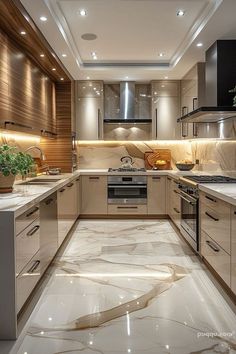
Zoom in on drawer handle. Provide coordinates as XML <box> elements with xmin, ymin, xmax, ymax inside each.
<box><xmin>173</xmin><ymin>207</ymin><xmax>180</xmax><ymax>214</ymax></box>
<box><xmin>174</xmin><ymin>190</ymin><xmax>181</xmax><ymax>195</ymax></box>
<box><xmin>205</xmin><ymin>211</ymin><xmax>219</xmax><ymax>222</ymax></box>
<box><xmin>60</xmin><ymin>188</ymin><xmax>66</xmax><ymax>193</ymax></box>
<box><xmin>27</xmin><ymin>225</ymin><xmax>40</xmax><ymax>237</ymax></box>
<box><xmin>45</xmin><ymin>198</ymin><xmax>54</xmax><ymax>205</ymax></box>
<box><xmin>205</xmin><ymin>195</ymin><xmax>217</xmax><ymax>203</ymax></box>
<box><xmin>67</xmin><ymin>183</ymin><xmax>74</xmax><ymax>187</ymax></box>
<box><xmin>117</xmin><ymin>206</ymin><xmax>138</xmax><ymax>209</ymax></box>
<box><xmin>234</xmin><ymin>211</ymin><xmax>236</xmax><ymax>215</ymax></box>
<box><xmin>152</xmin><ymin>176</ymin><xmax>161</xmax><ymax>180</ymax></box>
<box><xmin>89</xmin><ymin>177</ymin><xmax>100</xmax><ymax>180</ymax></box>
<box><xmin>27</xmin><ymin>260</ymin><xmax>40</xmax><ymax>273</ymax></box>
<box><xmin>26</xmin><ymin>207</ymin><xmax>39</xmax><ymax>218</ymax></box>
<box><xmin>167</xmin><ymin>177</ymin><xmax>171</xmax><ymax>181</ymax></box>
<box><xmin>76</xmin><ymin>178</ymin><xmax>80</xmax><ymax>181</ymax></box>
<box><xmin>206</xmin><ymin>240</ymin><xmax>220</xmax><ymax>253</ymax></box>
<box><xmin>174</xmin><ymin>180</ymin><xmax>179</xmax><ymax>185</ymax></box>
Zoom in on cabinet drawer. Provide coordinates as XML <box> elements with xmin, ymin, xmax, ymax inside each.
<box><xmin>201</xmin><ymin>192</ymin><xmax>230</xmax><ymax>214</ymax></box>
<box><xmin>108</xmin><ymin>204</ymin><xmax>147</xmax><ymax>215</ymax></box>
<box><xmin>16</xmin><ymin>251</ymin><xmax>41</xmax><ymax>313</ymax></box>
<box><xmin>16</xmin><ymin>218</ymin><xmax>40</xmax><ymax>275</ymax></box>
<box><xmin>15</xmin><ymin>205</ymin><xmax>39</xmax><ymax>235</ymax></box>
<box><xmin>170</xmin><ymin>205</ymin><xmax>181</xmax><ymax>228</ymax></box>
<box><xmin>201</xmin><ymin>202</ymin><xmax>230</xmax><ymax>254</ymax></box>
<box><xmin>201</xmin><ymin>231</ymin><xmax>230</xmax><ymax>287</ymax></box>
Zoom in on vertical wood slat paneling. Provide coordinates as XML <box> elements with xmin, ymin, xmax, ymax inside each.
<box><xmin>41</xmin><ymin>82</ymin><xmax>74</xmax><ymax>173</ymax></box>
<box><xmin>0</xmin><ymin>30</ymin><xmax>56</xmax><ymax>135</ymax></box>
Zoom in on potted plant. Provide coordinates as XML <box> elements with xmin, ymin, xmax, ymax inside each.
<box><xmin>0</xmin><ymin>144</ymin><xmax>34</xmax><ymax>193</ymax></box>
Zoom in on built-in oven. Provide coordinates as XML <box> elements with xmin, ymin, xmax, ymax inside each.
<box><xmin>178</xmin><ymin>182</ymin><xmax>199</xmax><ymax>252</ymax></box>
<box><xmin>108</xmin><ymin>175</ymin><xmax>147</xmax><ymax>204</ymax></box>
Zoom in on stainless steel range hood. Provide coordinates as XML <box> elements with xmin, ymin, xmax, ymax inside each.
<box><xmin>178</xmin><ymin>40</ymin><xmax>236</xmax><ymax>123</ymax></box>
<box><xmin>104</xmin><ymin>82</ymin><xmax>152</xmax><ymax>123</ymax></box>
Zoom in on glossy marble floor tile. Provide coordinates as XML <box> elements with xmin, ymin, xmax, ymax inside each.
<box><xmin>11</xmin><ymin>220</ymin><xmax>236</xmax><ymax>353</ymax></box>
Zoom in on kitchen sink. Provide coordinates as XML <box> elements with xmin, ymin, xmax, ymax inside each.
<box><xmin>19</xmin><ymin>178</ymin><xmax>62</xmax><ymax>185</ymax></box>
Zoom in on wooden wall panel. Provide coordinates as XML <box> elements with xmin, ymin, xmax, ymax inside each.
<box><xmin>0</xmin><ymin>30</ymin><xmax>56</xmax><ymax>135</ymax></box>
<box><xmin>41</xmin><ymin>82</ymin><xmax>74</xmax><ymax>173</ymax></box>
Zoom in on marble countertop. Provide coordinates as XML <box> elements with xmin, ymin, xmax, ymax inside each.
<box><xmin>0</xmin><ymin>169</ymin><xmax>236</xmax><ymax>216</ymax></box>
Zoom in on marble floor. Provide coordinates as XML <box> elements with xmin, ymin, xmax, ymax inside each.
<box><xmin>8</xmin><ymin>220</ymin><xmax>236</xmax><ymax>353</ymax></box>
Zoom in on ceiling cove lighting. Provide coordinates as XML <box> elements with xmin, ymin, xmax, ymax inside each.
<box><xmin>40</xmin><ymin>16</ymin><xmax>47</xmax><ymax>22</ymax></box>
<box><xmin>79</xmin><ymin>9</ymin><xmax>87</xmax><ymax>16</ymax></box>
<box><xmin>177</xmin><ymin>9</ymin><xmax>185</xmax><ymax>16</ymax></box>
<box><xmin>196</xmin><ymin>42</ymin><xmax>203</xmax><ymax>47</ymax></box>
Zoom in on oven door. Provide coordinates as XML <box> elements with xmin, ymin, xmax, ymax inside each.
<box><xmin>180</xmin><ymin>191</ymin><xmax>199</xmax><ymax>251</ymax></box>
<box><xmin>108</xmin><ymin>184</ymin><xmax>147</xmax><ymax>204</ymax></box>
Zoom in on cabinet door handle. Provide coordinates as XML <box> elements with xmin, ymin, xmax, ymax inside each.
<box><xmin>89</xmin><ymin>176</ymin><xmax>100</xmax><ymax>180</ymax></box>
<box><xmin>174</xmin><ymin>189</ymin><xmax>181</xmax><ymax>195</ymax></box>
<box><xmin>205</xmin><ymin>195</ymin><xmax>217</xmax><ymax>203</ymax></box>
<box><xmin>27</xmin><ymin>260</ymin><xmax>40</xmax><ymax>273</ymax></box>
<box><xmin>27</xmin><ymin>225</ymin><xmax>40</xmax><ymax>236</ymax></box>
<box><xmin>76</xmin><ymin>178</ymin><xmax>80</xmax><ymax>181</ymax></box>
<box><xmin>60</xmin><ymin>188</ymin><xmax>66</xmax><ymax>193</ymax></box>
<box><xmin>26</xmin><ymin>207</ymin><xmax>39</xmax><ymax>218</ymax></box>
<box><xmin>206</xmin><ymin>240</ymin><xmax>220</xmax><ymax>253</ymax></box>
<box><xmin>67</xmin><ymin>183</ymin><xmax>74</xmax><ymax>188</ymax></box>
<box><xmin>193</xmin><ymin>97</ymin><xmax>198</xmax><ymax>110</ymax></box>
<box><xmin>167</xmin><ymin>177</ymin><xmax>171</xmax><ymax>181</ymax></box>
<box><xmin>45</xmin><ymin>198</ymin><xmax>54</xmax><ymax>205</ymax></box>
<box><xmin>182</xmin><ymin>106</ymin><xmax>188</xmax><ymax>116</ymax></box>
<box><xmin>173</xmin><ymin>207</ymin><xmax>180</xmax><ymax>214</ymax></box>
<box><xmin>193</xmin><ymin>123</ymin><xmax>198</xmax><ymax>137</ymax></box>
<box><xmin>117</xmin><ymin>206</ymin><xmax>138</xmax><ymax>209</ymax></box>
<box><xmin>181</xmin><ymin>122</ymin><xmax>188</xmax><ymax>138</ymax></box>
<box><xmin>98</xmin><ymin>109</ymin><xmax>100</xmax><ymax>139</ymax></box>
<box><xmin>155</xmin><ymin>108</ymin><xmax>158</xmax><ymax>139</ymax></box>
<box><xmin>4</xmin><ymin>121</ymin><xmax>33</xmax><ymax>130</ymax></box>
<box><xmin>205</xmin><ymin>211</ymin><xmax>219</xmax><ymax>222</ymax></box>
<box><xmin>234</xmin><ymin>211</ymin><xmax>236</xmax><ymax>215</ymax></box>
<box><xmin>152</xmin><ymin>176</ymin><xmax>161</xmax><ymax>180</ymax></box>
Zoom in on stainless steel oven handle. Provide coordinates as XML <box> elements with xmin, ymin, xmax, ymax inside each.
<box><xmin>180</xmin><ymin>190</ymin><xmax>198</xmax><ymax>203</ymax></box>
<box><xmin>108</xmin><ymin>185</ymin><xmax>147</xmax><ymax>188</ymax></box>
<box><xmin>180</xmin><ymin>193</ymin><xmax>197</xmax><ymax>205</ymax></box>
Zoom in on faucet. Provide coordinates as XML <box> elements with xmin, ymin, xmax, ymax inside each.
<box><xmin>25</xmin><ymin>146</ymin><xmax>46</xmax><ymax>161</ymax></box>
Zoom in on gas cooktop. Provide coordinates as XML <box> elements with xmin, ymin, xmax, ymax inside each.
<box><xmin>108</xmin><ymin>168</ymin><xmax>146</xmax><ymax>173</ymax></box>
<box><xmin>183</xmin><ymin>175</ymin><xmax>236</xmax><ymax>184</ymax></box>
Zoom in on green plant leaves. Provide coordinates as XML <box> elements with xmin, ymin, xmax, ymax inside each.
<box><xmin>0</xmin><ymin>144</ymin><xmax>34</xmax><ymax>177</ymax></box>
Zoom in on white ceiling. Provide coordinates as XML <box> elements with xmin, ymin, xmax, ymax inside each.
<box><xmin>20</xmin><ymin>0</ymin><xmax>236</xmax><ymax>81</ymax></box>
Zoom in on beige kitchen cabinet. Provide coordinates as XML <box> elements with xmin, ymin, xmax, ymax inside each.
<box><xmin>57</xmin><ymin>179</ymin><xmax>78</xmax><ymax>247</ymax></box>
<box><xmin>151</xmin><ymin>81</ymin><xmax>180</xmax><ymax>140</ymax></box>
<box><xmin>166</xmin><ymin>176</ymin><xmax>172</xmax><ymax>216</ymax></box>
<box><xmin>200</xmin><ymin>193</ymin><xmax>231</xmax><ymax>254</ymax></box>
<box><xmin>147</xmin><ymin>176</ymin><xmax>166</xmax><ymax>215</ymax></box>
<box><xmin>81</xmin><ymin>176</ymin><xmax>107</xmax><ymax>215</ymax></box>
<box><xmin>75</xmin><ymin>176</ymin><xmax>81</xmax><ymax>216</ymax></box>
<box><xmin>169</xmin><ymin>178</ymin><xmax>181</xmax><ymax>228</ymax></box>
<box><xmin>231</xmin><ymin>206</ymin><xmax>236</xmax><ymax>294</ymax></box>
<box><xmin>76</xmin><ymin>81</ymin><xmax>104</xmax><ymax>140</ymax></box>
<box><xmin>108</xmin><ymin>204</ymin><xmax>147</xmax><ymax>215</ymax></box>
<box><xmin>201</xmin><ymin>230</ymin><xmax>231</xmax><ymax>287</ymax></box>
<box><xmin>180</xmin><ymin>63</ymin><xmax>205</xmax><ymax>139</ymax></box>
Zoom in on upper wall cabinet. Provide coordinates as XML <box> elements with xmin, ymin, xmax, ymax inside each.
<box><xmin>151</xmin><ymin>81</ymin><xmax>180</xmax><ymax>140</ymax></box>
<box><xmin>76</xmin><ymin>81</ymin><xmax>104</xmax><ymax>140</ymax></box>
<box><xmin>180</xmin><ymin>62</ymin><xmax>205</xmax><ymax>138</ymax></box>
<box><xmin>0</xmin><ymin>30</ymin><xmax>56</xmax><ymax>137</ymax></box>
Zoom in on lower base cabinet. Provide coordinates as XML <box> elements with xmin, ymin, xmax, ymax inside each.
<box><xmin>108</xmin><ymin>204</ymin><xmax>147</xmax><ymax>215</ymax></box>
<box><xmin>169</xmin><ymin>178</ymin><xmax>181</xmax><ymax>228</ymax></box>
<box><xmin>147</xmin><ymin>176</ymin><xmax>166</xmax><ymax>214</ymax></box>
<box><xmin>81</xmin><ymin>176</ymin><xmax>107</xmax><ymax>215</ymax></box>
<box><xmin>201</xmin><ymin>230</ymin><xmax>231</xmax><ymax>287</ymax></box>
<box><xmin>231</xmin><ymin>206</ymin><xmax>236</xmax><ymax>294</ymax></box>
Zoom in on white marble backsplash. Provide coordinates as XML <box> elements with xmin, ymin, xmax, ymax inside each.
<box><xmin>78</xmin><ymin>140</ymin><xmax>236</xmax><ymax>171</ymax></box>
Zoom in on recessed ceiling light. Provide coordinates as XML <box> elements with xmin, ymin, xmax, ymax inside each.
<box><xmin>20</xmin><ymin>31</ymin><xmax>26</xmax><ymax>35</ymax></box>
<box><xmin>60</xmin><ymin>78</ymin><xmax>64</xmax><ymax>81</ymax></box>
<box><xmin>52</xmin><ymin>68</ymin><xmax>56</xmax><ymax>71</ymax></box>
<box><xmin>196</xmin><ymin>42</ymin><xmax>203</xmax><ymax>47</ymax></box>
<box><xmin>40</xmin><ymin>16</ymin><xmax>47</xmax><ymax>22</ymax></box>
<box><xmin>62</xmin><ymin>54</ymin><xmax>67</xmax><ymax>57</ymax></box>
<box><xmin>86</xmin><ymin>76</ymin><xmax>90</xmax><ymax>80</ymax></box>
<box><xmin>79</xmin><ymin>9</ymin><xmax>87</xmax><ymax>16</ymax></box>
<box><xmin>91</xmin><ymin>52</ymin><xmax>97</xmax><ymax>59</ymax></box>
<box><xmin>81</xmin><ymin>33</ymin><xmax>97</xmax><ymax>41</ymax></box>
<box><xmin>158</xmin><ymin>52</ymin><xmax>165</xmax><ymax>57</ymax></box>
<box><xmin>125</xmin><ymin>76</ymin><xmax>129</xmax><ymax>79</ymax></box>
<box><xmin>177</xmin><ymin>9</ymin><xmax>185</xmax><ymax>16</ymax></box>
<box><xmin>40</xmin><ymin>54</ymin><xmax>45</xmax><ymax>57</ymax></box>
<box><xmin>164</xmin><ymin>76</ymin><xmax>168</xmax><ymax>79</ymax></box>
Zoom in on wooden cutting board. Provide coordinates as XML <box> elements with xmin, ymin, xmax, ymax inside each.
<box><xmin>144</xmin><ymin>149</ymin><xmax>172</xmax><ymax>170</ymax></box>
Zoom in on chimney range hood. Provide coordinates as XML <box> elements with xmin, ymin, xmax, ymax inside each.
<box><xmin>104</xmin><ymin>82</ymin><xmax>152</xmax><ymax>123</ymax></box>
<box><xmin>178</xmin><ymin>40</ymin><xmax>236</xmax><ymax>123</ymax></box>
